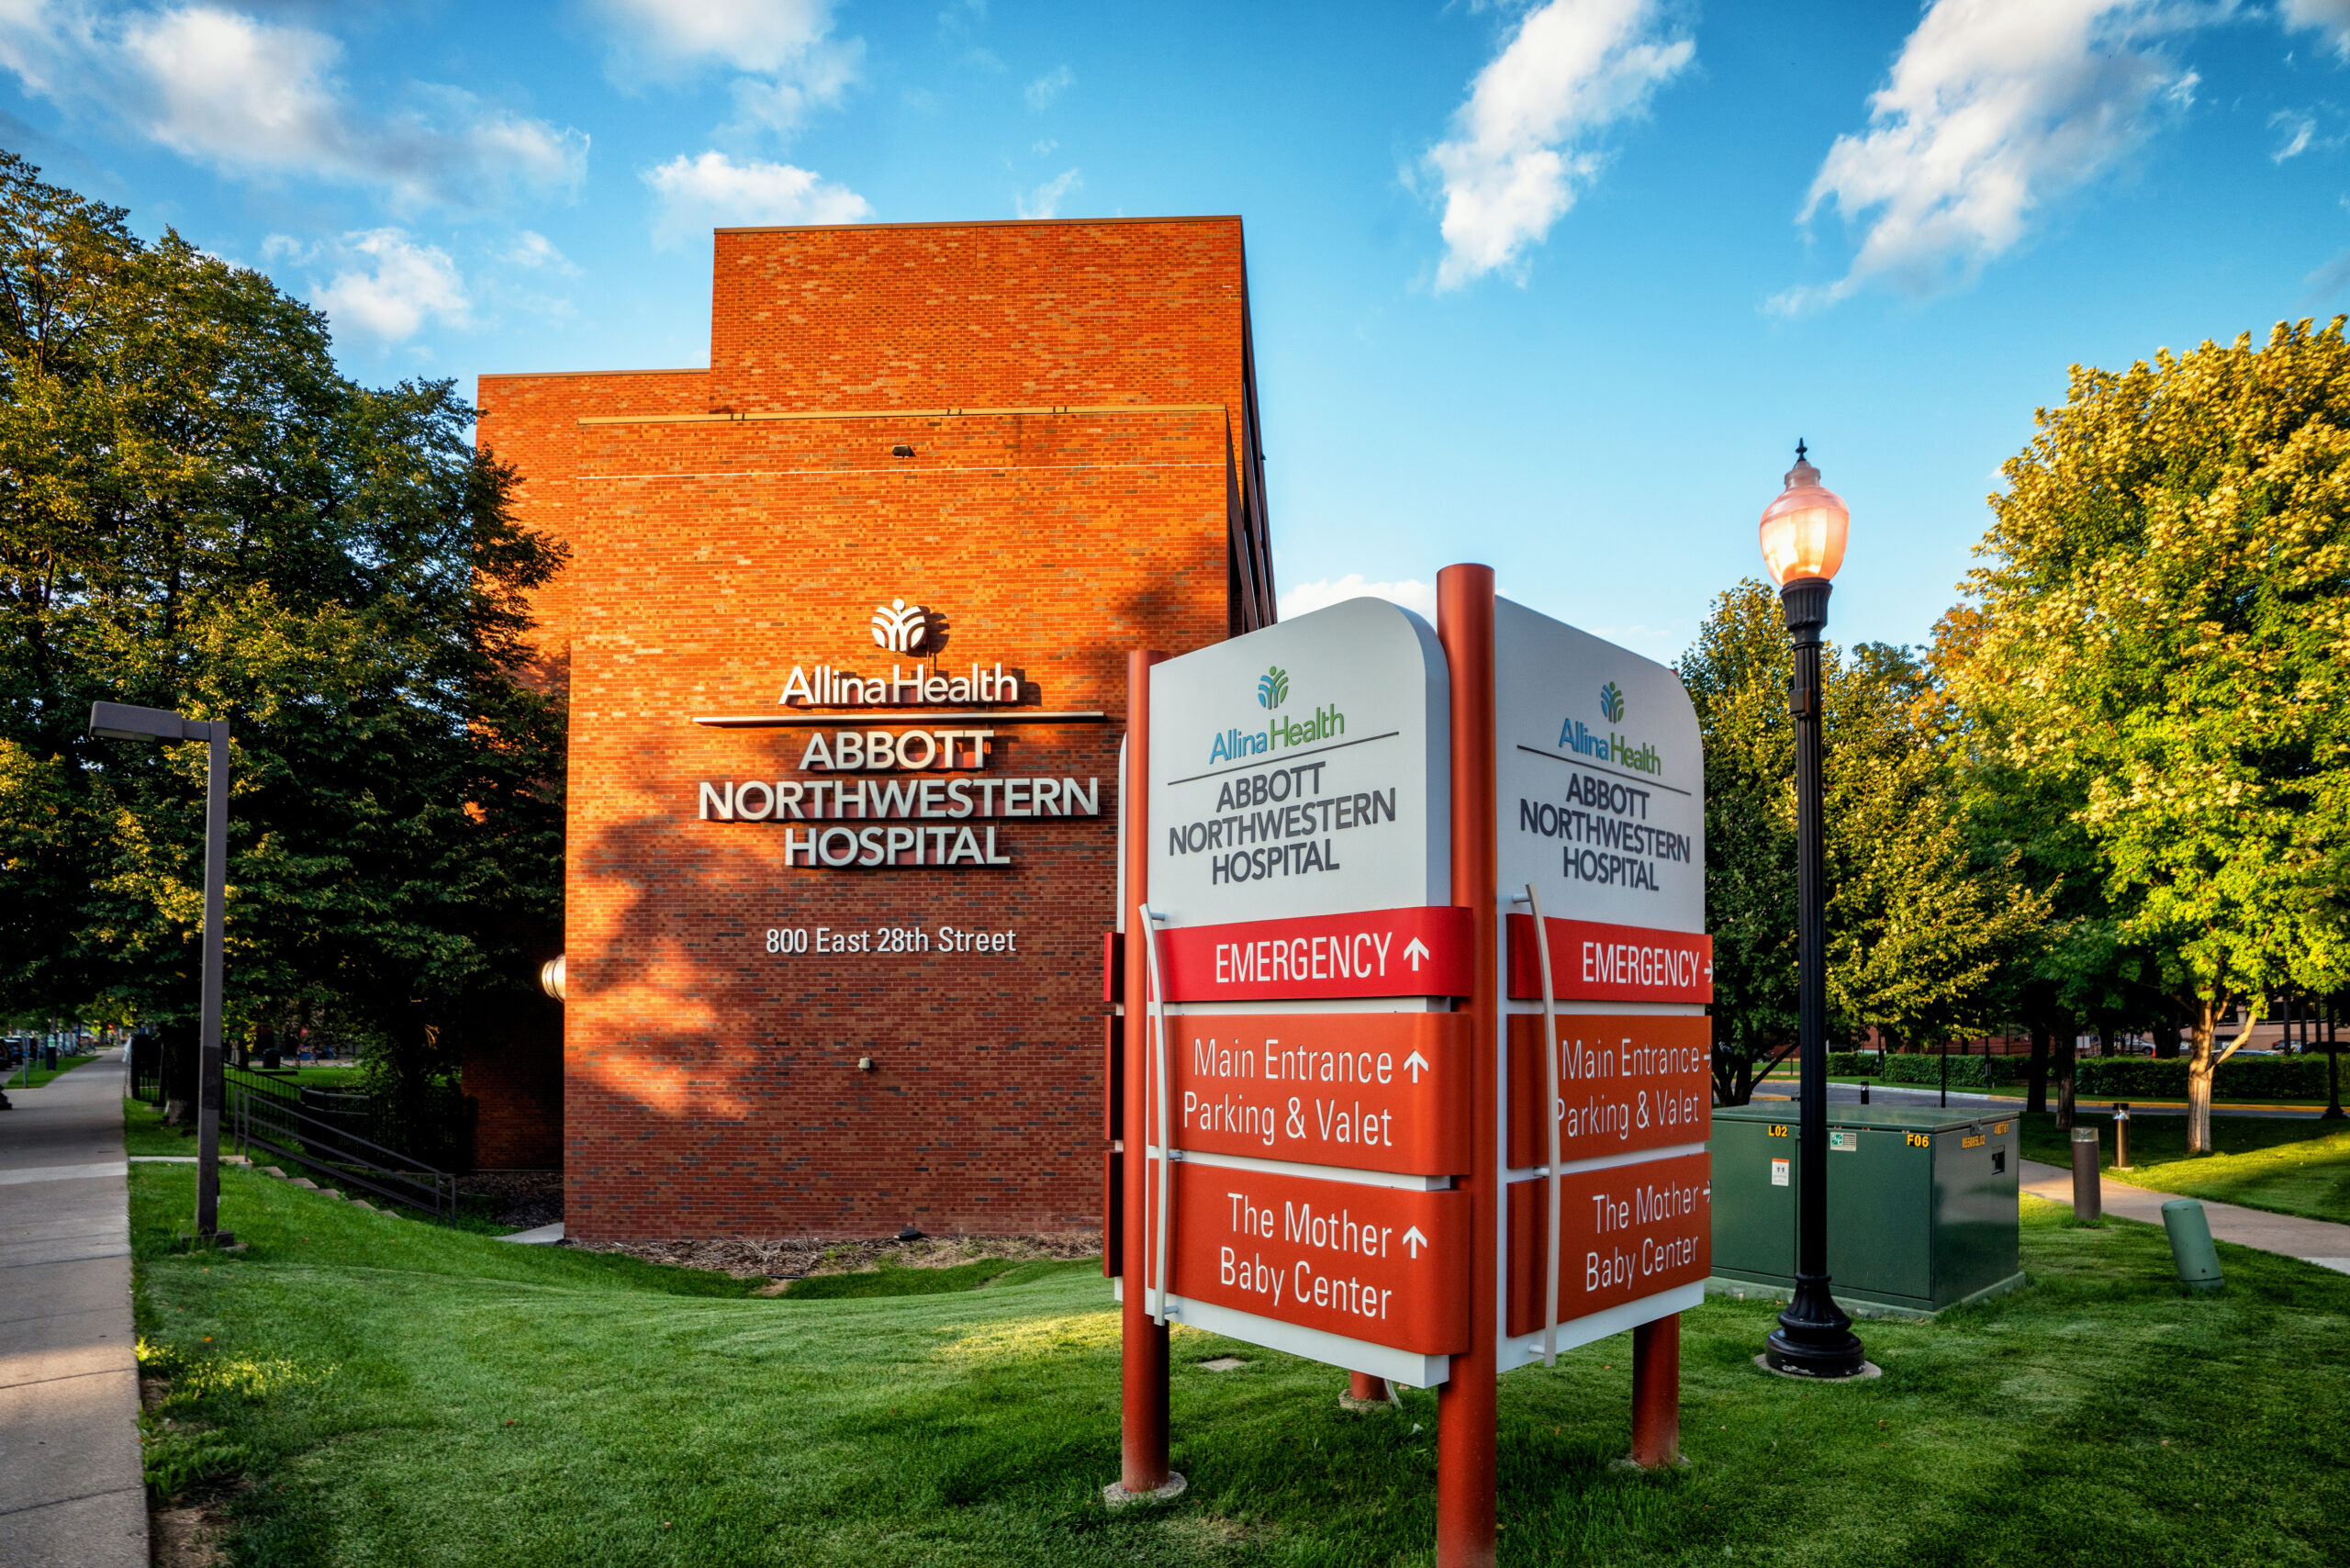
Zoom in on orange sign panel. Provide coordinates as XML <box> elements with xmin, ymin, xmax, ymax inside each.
<box><xmin>1505</xmin><ymin>1014</ymin><xmax>1711</xmax><ymax>1168</ymax></box>
<box><xmin>1505</xmin><ymin>1151</ymin><xmax>1711</xmax><ymax>1337</ymax></box>
<box><xmin>1505</xmin><ymin>913</ymin><xmax>1713</xmax><ymax>1003</ymax></box>
<box><xmin>1155</xmin><ymin>1013</ymin><xmax>1473</xmax><ymax>1176</ymax></box>
<box><xmin>1148</xmin><ymin>1159</ymin><xmax>1472</xmax><ymax>1355</ymax></box>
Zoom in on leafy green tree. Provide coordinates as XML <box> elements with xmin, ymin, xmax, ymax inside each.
<box><xmin>1942</xmin><ymin>319</ymin><xmax>2350</xmax><ymax>1152</ymax></box>
<box><xmin>1684</xmin><ymin>581</ymin><xmax>2042</xmax><ymax>1103</ymax></box>
<box><xmin>0</xmin><ymin>151</ymin><xmax>565</xmax><ymax>1133</ymax></box>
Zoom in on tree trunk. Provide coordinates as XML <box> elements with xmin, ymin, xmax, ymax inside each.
<box><xmin>2027</xmin><ymin>1021</ymin><xmax>2050</xmax><ymax>1114</ymax></box>
<box><xmin>2053</xmin><ymin>1013</ymin><xmax>2077</xmax><ymax>1131</ymax></box>
<box><xmin>2187</xmin><ymin>998</ymin><xmax>2218</xmax><ymax>1156</ymax></box>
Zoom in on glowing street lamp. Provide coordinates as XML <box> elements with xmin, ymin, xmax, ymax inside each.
<box><xmin>1757</xmin><ymin>442</ymin><xmax>1865</xmax><ymax>1379</ymax></box>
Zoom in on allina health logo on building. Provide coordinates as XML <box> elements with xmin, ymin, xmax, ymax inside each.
<box><xmin>1210</xmin><ymin>666</ymin><xmax>1344</xmax><ymax>764</ymax></box>
<box><xmin>1561</xmin><ymin>680</ymin><xmax>1661</xmax><ymax>777</ymax></box>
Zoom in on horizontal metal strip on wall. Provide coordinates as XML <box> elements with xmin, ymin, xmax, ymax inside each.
<box><xmin>695</xmin><ymin>711</ymin><xmax>1108</xmax><ymax>727</ymax></box>
<box><xmin>578</xmin><ymin>402</ymin><xmax>1227</xmax><ymax>426</ymax></box>
<box><xmin>578</xmin><ymin>461</ymin><xmax>1227</xmax><ymax>482</ymax></box>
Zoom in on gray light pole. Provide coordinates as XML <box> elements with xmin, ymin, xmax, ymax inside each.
<box><xmin>1755</xmin><ymin>445</ymin><xmax>1865</xmax><ymax>1380</ymax></box>
<box><xmin>90</xmin><ymin>700</ymin><xmax>231</xmax><ymax>1244</ymax></box>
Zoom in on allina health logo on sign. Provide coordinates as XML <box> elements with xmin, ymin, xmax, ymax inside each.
<box><xmin>1211</xmin><ymin>666</ymin><xmax>1343</xmax><ymax>765</ymax></box>
<box><xmin>1560</xmin><ymin>680</ymin><xmax>1660</xmax><ymax>778</ymax></box>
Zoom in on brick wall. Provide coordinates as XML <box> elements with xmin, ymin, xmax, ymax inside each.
<box><xmin>476</xmin><ymin>218</ymin><xmax>1271</xmax><ymax>1239</ymax></box>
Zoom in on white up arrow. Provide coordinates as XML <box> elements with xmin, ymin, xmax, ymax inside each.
<box><xmin>1404</xmin><ymin>1049</ymin><xmax>1431</xmax><ymax>1084</ymax></box>
<box><xmin>1402</xmin><ymin>1225</ymin><xmax>1430</xmax><ymax>1259</ymax></box>
<box><xmin>1404</xmin><ymin>937</ymin><xmax>1431</xmax><ymax>972</ymax></box>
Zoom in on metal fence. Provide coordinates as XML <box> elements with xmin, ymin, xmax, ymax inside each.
<box><xmin>226</xmin><ymin>1064</ymin><xmax>457</xmax><ymax>1218</ymax></box>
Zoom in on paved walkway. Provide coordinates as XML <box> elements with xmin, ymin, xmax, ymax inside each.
<box><xmin>0</xmin><ymin>1050</ymin><xmax>146</xmax><ymax>1567</ymax></box>
<box><xmin>2019</xmin><ymin>1159</ymin><xmax>2350</xmax><ymax>1275</ymax></box>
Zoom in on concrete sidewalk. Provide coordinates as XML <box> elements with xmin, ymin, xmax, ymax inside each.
<box><xmin>0</xmin><ymin>1050</ymin><xmax>147</xmax><ymax>1567</ymax></box>
<box><xmin>2020</xmin><ymin>1159</ymin><xmax>2350</xmax><ymax>1275</ymax></box>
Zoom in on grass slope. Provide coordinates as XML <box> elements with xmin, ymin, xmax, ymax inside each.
<box><xmin>2018</xmin><ymin>1111</ymin><xmax>2350</xmax><ymax>1226</ymax></box>
<box><xmin>132</xmin><ymin>1166</ymin><xmax>2350</xmax><ymax>1567</ymax></box>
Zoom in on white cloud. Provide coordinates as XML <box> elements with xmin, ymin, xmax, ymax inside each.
<box><xmin>1024</xmin><ymin>64</ymin><xmax>1073</xmax><ymax>110</ymax></box>
<box><xmin>591</xmin><ymin>0</ymin><xmax>860</xmax><ymax>135</ymax></box>
<box><xmin>1015</xmin><ymin>167</ymin><xmax>1080</xmax><ymax>219</ymax></box>
<box><xmin>2273</xmin><ymin>109</ymin><xmax>2318</xmax><ymax>162</ymax></box>
<box><xmin>506</xmin><ymin>230</ymin><xmax>579</xmax><ymax>274</ymax></box>
<box><xmin>0</xmin><ymin>3</ymin><xmax>585</xmax><ymax>209</ymax></box>
<box><xmin>1420</xmin><ymin>0</ymin><xmax>1693</xmax><ymax>291</ymax></box>
<box><xmin>1279</xmin><ymin>576</ymin><xmax>1440</xmax><ymax>624</ymax></box>
<box><xmin>2281</xmin><ymin>0</ymin><xmax>2350</xmax><ymax>60</ymax></box>
<box><xmin>591</xmin><ymin>0</ymin><xmax>831</xmax><ymax>73</ymax></box>
<box><xmin>643</xmin><ymin>151</ymin><xmax>871</xmax><ymax>247</ymax></box>
<box><xmin>306</xmin><ymin>228</ymin><xmax>470</xmax><ymax>342</ymax></box>
<box><xmin>1779</xmin><ymin>0</ymin><xmax>2198</xmax><ymax>312</ymax></box>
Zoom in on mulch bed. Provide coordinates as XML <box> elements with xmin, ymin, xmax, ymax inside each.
<box><xmin>565</xmin><ymin>1230</ymin><xmax>1102</xmax><ymax>1282</ymax></box>
<box><xmin>457</xmin><ymin>1170</ymin><xmax>564</xmax><ymax>1230</ymax></box>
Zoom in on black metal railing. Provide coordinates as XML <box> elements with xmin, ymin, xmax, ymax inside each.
<box><xmin>227</xmin><ymin>1075</ymin><xmax>457</xmax><ymax>1219</ymax></box>
<box><xmin>129</xmin><ymin>1035</ymin><xmax>162</xmax><ymax>1104</ymax></box>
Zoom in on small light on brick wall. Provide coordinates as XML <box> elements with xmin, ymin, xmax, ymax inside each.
<box><xmin>890</xmin><ymin>443</ymin><xmax>914</xmax><ymax>458</ymax></box>
<box><xmin>857</xmin><ymin>1056</ymin><xmax>877</xmax><ymax>1071</ymax></box>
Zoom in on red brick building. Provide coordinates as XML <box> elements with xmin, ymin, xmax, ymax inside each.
<box><xmin>473</xmin><ymin>217</ymin><xmax>1275</xmax><ymax>1239</ymax></box>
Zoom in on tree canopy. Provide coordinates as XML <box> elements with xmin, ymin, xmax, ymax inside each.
<box><xmin>1683</xmin><ymin>579</ymin><xmax>2041</xmax><ymax>1103</ymax></box>
<box><xmin>1940</xmin><ymin>319</ymin><xmax>2350</xmax><ymax>1148</ymax></box>
<box><xmin>0</xmin><ymin>151</ymin><xmax>564</xmax><ymax>1074</ymax></box>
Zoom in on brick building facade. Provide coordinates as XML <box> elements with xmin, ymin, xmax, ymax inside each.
<box><xmin>473</xmin><ymin>217</ymin><xmax>1274</xmax><ymax>1239</ymax></box>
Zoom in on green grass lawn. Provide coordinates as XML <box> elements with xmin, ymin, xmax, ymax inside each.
<box><xmin>2018</xmin><ymin>1110</ymin><xmax>2350</xmax><ymax>1227</ymax></box>
<box><xmin>131</xmin><ymin>1166</ymin><xmax>2350</xmax><ymax>1567</ymax></box>
<box><xmin>125</xmin><ymin>1095</ymin><xmax>199</xmax><ymax>1156</ymax></box>
<box><xmin>9</xmin><ymin>1050</ymin><xmax>100</xmax><ymax>1089</ymax></box>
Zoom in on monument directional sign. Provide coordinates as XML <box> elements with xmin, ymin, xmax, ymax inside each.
<box><xmin>1117</xmin><ymin>572</ymin><xmax>1715</xmax><ymax>1559</ymax></box>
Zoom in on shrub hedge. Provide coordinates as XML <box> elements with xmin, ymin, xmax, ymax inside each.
<box><xmin>1823</xmin><ymin>1048</ymin><xmax>2335</xmax><ymax>1100</ymax></box>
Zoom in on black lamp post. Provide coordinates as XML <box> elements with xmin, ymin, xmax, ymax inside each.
<box><xmin>1757</xmin><ymin>443</ymin><xmax>1866</xmax><ymax>1379</ymax></box>
<box><xmin>89</xmin><ymin>700</ymin><xmax>231</xmax><ymax>1245</ymax></box>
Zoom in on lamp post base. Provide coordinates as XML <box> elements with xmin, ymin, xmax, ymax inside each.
<box><xmin>1763</xmin><ymin>1277</ymin><xmax>1867</xmax><ymax>1379</ymax></box>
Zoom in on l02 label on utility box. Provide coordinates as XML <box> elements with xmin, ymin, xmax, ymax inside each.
<box><xmin>1504</xmin><ymin>1150</ymin><xmax>1712</xmax><ymax>1337</ymax></box>
<box><xmin>1147</xmin><ymin>1159</ymin><xmax>1472</xmax><ymax>1355</ymax></box>
<box><xmin>1158</xmin><ymin>1013</ymin><xmax>1473</xmax><ymax>1176</ymax></box>
<box><xmin>1505</xmin><ymin>1014</ymin><xmax>1711</xmax><ymax>1168</ymax></box>
<box><xmin>1505</xmin><ymin>913</ymin><xmax>1713</xmax><ymax>1004</ymax></box>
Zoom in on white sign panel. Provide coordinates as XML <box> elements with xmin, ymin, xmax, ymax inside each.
<box><xmin>1493</xmin><ymin>599</ymin><xmax>1704</xmax><ymax>935</ymax></box>
<box><xmin>1148</xmin><ymin>598</ymin><xmax>1450</xmax><ymax>926</ymax></box>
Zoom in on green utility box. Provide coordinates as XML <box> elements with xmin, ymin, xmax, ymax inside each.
<box><xmin>1710</xmin><ymin>1103</ymin><xmax>2022</xmax><ymax>1317</ymax></box>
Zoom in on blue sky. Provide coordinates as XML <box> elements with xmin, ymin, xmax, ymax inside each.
<box><xmin>5</xmin><ymin>0</ymin><xmax>2349</xmax><ymax>663</ymax></box>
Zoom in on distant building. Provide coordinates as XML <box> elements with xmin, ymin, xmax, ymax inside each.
<box><xmin>474</xmin><ymin>217</ymin><xmax>1275</xmax><ymax>1239</ymax></box>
